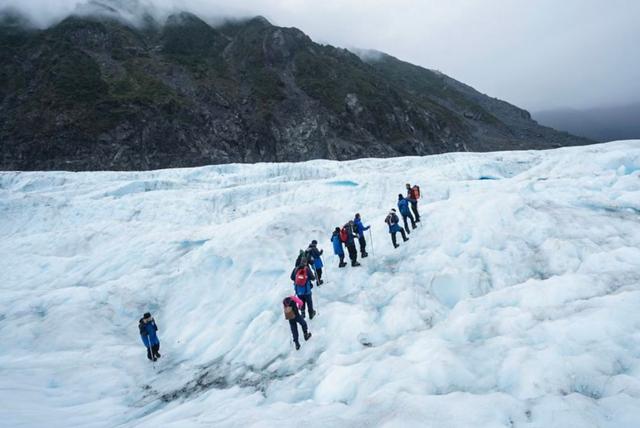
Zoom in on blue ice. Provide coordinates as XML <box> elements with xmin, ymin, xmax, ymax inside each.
<box><xmin>327</xmin><ymin>180</ymin><xmax>358</xmax><ymax>187</ymax></box>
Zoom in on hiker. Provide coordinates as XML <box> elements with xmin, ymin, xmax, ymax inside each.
<box><xmin>139</xmin><ymin>312</ymin><xmax>161</xmax><ymax>361</ymax></box>
<box><xmin>307</xmin><ymin>240</ymin><xmax>324</xmax><ymax>285</ymax></box>
<box><xmin>406</xmin><ymin>183</ymin><xmax>421</xmax><ymax>222</ymax></box>
<box><xmin>385</xmin><ymin>208</ymin><xmax>409</xmax><ymax>248</ymax></box>
<box><xmin>290</xmin><ymin>258</ymin><xmax>316</xmax><ymax>319</ymax></box>
<box><xmin>353</xmin><ymin>213</ymin><xmax>370</xmax><ymax>258</ymax></box>
<box><xmin>331</xmin><ymin>227</ymin><xmax>347</xmax><ymax>268</ymax></box>
<box><xmin>342</xmin><ymin>221</ymin><xmax>361</xmax><ymax>267</ymax></box>
<box><xmin>283</xmin><ymin>295</ymin><xmax>312</xmax><ymax>350</ymax></box>
<box><xmin>397</xmin><ymin>194</ymin><xmax>416</xmax><ymax>233</ymax></box>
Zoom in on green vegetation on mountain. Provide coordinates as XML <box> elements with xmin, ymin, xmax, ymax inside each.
<box><xmin>0</xmin><ymin>11</ymin><xmax>592</xmax><ymax>170</ymax></box>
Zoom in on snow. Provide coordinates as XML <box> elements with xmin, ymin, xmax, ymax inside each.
<box><xmin>1</xmin><ymin>141</ymin><xmax>640</xmax><ymax>427</ymax></box>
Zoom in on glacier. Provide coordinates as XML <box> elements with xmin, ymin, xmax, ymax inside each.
<box><xmin>1</xmin><ymin>141</ymin><xmax>639</xmax><ymax>427</ymax></box>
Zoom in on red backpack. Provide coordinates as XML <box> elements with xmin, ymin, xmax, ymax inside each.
<box><xmin>412</xmin><ymin>185</ymin><xmax>421</xmax><ymax>199</ymax></box>
<box><xmin>294</xmin><ymin>268</ymin><xmax>308</xmax><ymax>286</ymax></box>
<box><xmin>339</xmin><ymin>226</ymin><xmax>348</xmax><ymax>243</ymax></box>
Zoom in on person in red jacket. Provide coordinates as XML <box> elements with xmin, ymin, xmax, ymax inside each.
<box><xmin>406</xmin><ymin>183</ymin><xmax>421</xmax><ymax>222</ymax></box>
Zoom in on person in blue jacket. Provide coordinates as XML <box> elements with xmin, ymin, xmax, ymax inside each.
<box><xmin>139</xmin><ymin>312</ymin><xmax>161</xmax><ymax>361</ymax></box>
<box><xmin>306</xmin><ymin>240</ymin><xmax>324</xmax><ymax>285</ymax></box>
<box><xmin>385</xmin><ymin>208</ymin><xmax>409</xmax><ymax>248</ymax></box>
<box><xmin>353</xmin><ymin>213</ymin><xmax>370</xmax><ymax>258</ymax></box>
<box><xmin>290</xmin><ymin>258</ymin><xmax>316</xmax><ymax>319</ymax></box>
<box><xmin>331</xmin><ymin>227</ymin><xmax>347</xmax><ymax>268</ymax></box>
<box><xmin>397</xmin><ymin>194</ymin><xmax>417</xmax><ymax>233</ymax></box>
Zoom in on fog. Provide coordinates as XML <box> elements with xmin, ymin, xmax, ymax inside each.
<box><xmin>3</xmin><ymin>0</ymin><xmax>639</xmax><ymax>111</ymax></box>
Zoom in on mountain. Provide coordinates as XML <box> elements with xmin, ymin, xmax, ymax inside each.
<box><xmin>2</xmin><ymin>141</ymin><xmax>639</xmax><ymax>426</ymax></box>
<box><xmin>534</xmin><ymin>103</ymin><xmax>640</xmax><ymax>142</ymax></box>
<box><xmin>0</xmin><ymin>11</ymin><xmax>593</xmax><ymax>171</ymax></box>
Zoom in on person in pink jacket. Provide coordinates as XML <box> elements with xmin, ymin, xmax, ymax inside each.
<box><xmin>282</xmin><ymin>295</ymin><xmax>312</xmax><ymax>350</ymax></box>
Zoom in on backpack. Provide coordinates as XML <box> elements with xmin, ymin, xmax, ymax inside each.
<box><xmin>339</xmin><ymin>227</ymin><xmax>348</xmax><ymax>242</ymax></box>
<box><xmin>138</xmin><ymin>320</ymin><xmax>146</xmax><ymax>336</ymax></box>
<box><xmin>294</xmin><ymin>268</ymin><xmax>308</xmax><ymax>286</ymax></box>
<box><xmin>304</xmin><ymin>248</ymin><xmax>314</xmax><ymax>264</ymax></box>
<box><xmin>398</xmin><ymin>199</ymin><xmax>408</xmax><ymax>213</ymax></box>
<box><xmin>283</xmin><ymin>305</ymin><xmax>295</xmax><ymax>320</ymax></box>
<box><xmin>412</xmin><ymin>185</ymin><xmax>421</xmax><ymax>199</ymax></box>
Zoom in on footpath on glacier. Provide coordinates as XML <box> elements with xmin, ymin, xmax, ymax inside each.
<box><xmin>1</xmin><ymin>141</ymin><xmax>639</xmax><ymax>428</ymax></box>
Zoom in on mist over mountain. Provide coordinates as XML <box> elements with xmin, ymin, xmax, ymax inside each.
<box><xmin>0</xmin><ymin>8</ymin><xmax>593</xmax><ymax>170</ymax></box>
<box><xmin>534</xmin><ymin>103</ymin><xmax>640</xmax><ymax>143</ymax></box>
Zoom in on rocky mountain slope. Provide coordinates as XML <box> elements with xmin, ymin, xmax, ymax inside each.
<box><xmin>0</xmin><ymin>11</ymin><xmax>593</xmax><ymax>170</ymax></box>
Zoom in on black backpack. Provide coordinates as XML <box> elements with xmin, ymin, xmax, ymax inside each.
<box><xmin>138</xmin><ymin>320</ymin><xmax>147</xmax><ymax>336</ymax></box>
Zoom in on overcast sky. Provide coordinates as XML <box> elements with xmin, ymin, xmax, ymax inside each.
<box><xmin>5</xmin><ymin>0</ymin><xmax>640</xmax><ymax>111</ymax></box>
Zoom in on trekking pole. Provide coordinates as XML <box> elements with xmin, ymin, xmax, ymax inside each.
<box><xmin>312</xmin><ymin>264</ymin><xmax>320</xmax><ymax>288</ymax></box>
<box><xmin>369</xmin><ymin>229</ymin><xmax>374</xmax><ymax>256</ymax></box>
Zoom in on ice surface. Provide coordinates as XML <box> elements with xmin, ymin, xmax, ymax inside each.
<box><xmin>1</xmin><ymin>141</ymin><xmax>639</xmax><ymax>427</ymax></box>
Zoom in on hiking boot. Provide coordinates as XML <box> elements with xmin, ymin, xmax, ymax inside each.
<box><xmin>403</xmin><ymin>238</ymin><xmax>409</xmax><ymax>242</ymax></box>
<box><xmin>352</xmin><ymin>261</ymin><xmax>361</xmax><ymax>267</ymax></box>
<box><xmin>339</xmin><ymin>262</ymin><xmax>347</xmax><ymax>268</ymax></box>
<box><xmin>304</xmin><ymin>331</ymin><xmax>312</xmax><ymax>341</ymax></box>
<box><xmin>318</xmin><ymin>279</ymin><xmax>324</xmax><ymax>285</ymax></box>
<box><xmin>295</xmin><ymin>341</ymin><xmax>301</xmax><ymax>350</ymax></box>
<box><xmin>309</xmin><ymin>310</ymin><xmax>316</xmax><ymax>319</ymax></box>
<box><xmin>393</xmin><ymin>244</ymin><xmax>400</xmax><ymax>248</ymax></box>
<box><xmin>361</xmin><ymin>253</ymin><xmax>368</xmax><ymax>258</ymax></box>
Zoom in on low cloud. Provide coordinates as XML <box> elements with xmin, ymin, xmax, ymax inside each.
<box><xmin>2</xmin><ymin>0</ymin><xmax>639</xmax><ymax>111</ymax></box>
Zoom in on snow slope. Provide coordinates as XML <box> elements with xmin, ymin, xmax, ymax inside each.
<box><xmin>1</xmin><ymin>141</ymin><xmax>640</xmax><ymax>428</ymax></box>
